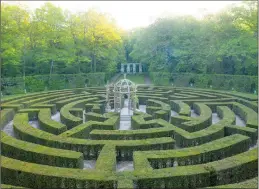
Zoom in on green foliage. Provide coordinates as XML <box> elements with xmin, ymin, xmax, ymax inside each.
<box><xmin>128</xmin><ymin>2</ymin><xmax>257</xmax><ymax>76</ymax></box>
<box><xmin>149</xmin><ymin>72</ymin><xmax>257</xmax><ymax>93</ymax></box>
<box><xmin>149</xmin><ymin>72</ymin><xmax>170</xmax><ymax>85</ymax></box>
<box><xmin>1</xmin><ymin>85</ymin><xmax>258</xmax><ymax>188</ymax></box>
<box><xmin>1</xmin><ymin>3</ymin><xmax>125</xmax><ymax>77</ymax></box>
<box><xmin>1</xmin><ymin>131</ymin><xmax>83</xmax><ymax>168</ymax></box>
<box><xmin>38</xmin><ymin>109</ymin><xmax>67</xmax><ymax>134</ymax></box>
<box><xmin>25</xmin><ymin>76</ymin><xmax>46</xmax><ymax>92</ymax></box>
<box><xmin>0</xmin><ymin>109</ymin><xmax>15</xmax><ymax>129</ymax></box>
<box><xmin>1</xmin><ymin>73</ymin><xmax>107</xmax><ymax>95</ymax></box>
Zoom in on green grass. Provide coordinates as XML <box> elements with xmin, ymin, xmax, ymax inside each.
<box><xmin>117</xmin><ymin>74</ymin><xmax>146</xmax><ymax>84</ymax></box>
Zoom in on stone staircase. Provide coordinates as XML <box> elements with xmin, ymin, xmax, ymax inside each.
<box><xmin>120</xmin><ymin>115</ymin><xmax>131</xmax><ymax>121</ymax></box>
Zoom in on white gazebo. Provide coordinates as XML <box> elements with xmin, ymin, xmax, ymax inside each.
<box><xmin>112</xmin><ymin>74</ymin><xmax>138</xmax><ymax>114</ymax></box>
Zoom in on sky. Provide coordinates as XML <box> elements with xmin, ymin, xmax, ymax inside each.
<box><xmin>3</xmin><ymin>1</ymin><xmax>241</xmax><ymax>30</ymax></box>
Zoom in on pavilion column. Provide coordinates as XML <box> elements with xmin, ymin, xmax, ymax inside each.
<box><xmin>139</xmin><ymin>64</ymin><xmax>142</xmax><ymax>73</ymax></box>
<box><xmin>127</xmin><ymin>64</ymin><xmax>130</xmax><ymax>73</ymax></box>
<box><xmin>121</xmin><ymin>64</ymin><xmax>124</xmax><ymax>73</ymax></box>
<box><xmin>133</xmin><ymin>64</ymin><xmax>136</xmax><ymax>74</ymax></box>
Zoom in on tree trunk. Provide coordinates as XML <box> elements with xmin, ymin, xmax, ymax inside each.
<box><xmin>49</xmin><ymin>60</ymin><xmax>53</xmax><ymax>84</ymax></box>
<box><xmin>78</xmin><ymin>59</ymin><xmax>81</xmax><ymax>73</ymax></box>
<box><xmin>23</xmin><ymin>39</ymin><xmax>26</xmax><ymax>92</ymax></box>
<box><xmin>91</xmin><ymin>54</ymin><xmax>93</xmax><ymax>72</ymax></box>
<box><xmin>23</xmin><ymin>56</ymin><xmax>26</xmax><ymax>91</ymax></box>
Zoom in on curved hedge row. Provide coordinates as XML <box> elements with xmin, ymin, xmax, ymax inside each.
<box><xmin>1</xmin><ymin>131</ymin><xmax>83</xmax><ymax>168</ymax></box>
<box><xmin>0</xmin><ymin>86</ymin><xmax>257</xmax><ymax>188</ymax></box>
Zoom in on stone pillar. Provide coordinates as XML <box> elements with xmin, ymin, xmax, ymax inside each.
<box><xmin>139</xmin><ymin>64</ymin><xmax>142</xmax><ymax>73</ymax></box>
<box><xmin>127</xmin><ymin>64</ymin><xmax>130</xmax><ymax>73</ymax></box>
<box><xmin>121</xmin><ymin>64</ymin><xmax>124</xmax><ymax>73</ymax></box>
<box><xmin>133</xmin><ymin>63</ymin><xmax>136</xmax><ymax>74</ymax></box>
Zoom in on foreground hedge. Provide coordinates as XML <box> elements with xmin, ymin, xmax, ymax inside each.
<box><xmin>1</xmin><ymin>156</ymin><xmax>116</xmax><ymax>189</ymax></box>
<box><xmin>13</xmin><ymin>113</ymin><xmax>174</xmax><ymax>160</ymax></box>
<box><xmin>1</xmin><ymin>131</ymin><xmax>83</xmax><ymax>168</ymax></box>
<box><xmin>136</xmin><ymin>134</ymin><xmax>251</xmax><ymax>168</ymax></box>
<box><xmin>134</xmin><ymin>149</ymin><xmax>257</xmax><ymax>189</ymax></box>
<box><xmin>0</xmin><ymin>109</ymin><xmax>15</xmax><ymax>129</ymax></box>
<box><xmin>205</xmin><ymin>177</ymin><xmax>258</xmax><ymax>188</ymax></box>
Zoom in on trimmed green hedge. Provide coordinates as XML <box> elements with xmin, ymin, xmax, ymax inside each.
<box><xmin>1</xmin><ymin>73</ymin><xmax>107</xmax><ymax>95</ymax></box>
<box><xmin>171</xmin><ymin>73</ymin><xmax>258</xmax><ymax>93</ymax></box>
<box><xmin>176</xmin><ymin>87</ymin><xmax>257</xmax><ymax>101</ymax></box>
<box><xmin>60</xmin><ymin>114</ymin><xmax>119</xmax><ymax>138</ymax></box>
<box><xmin>1</xmin><ymin>184</ymin><xmax>30</xmax><ymax>189</ymax></box>
<box><xmin>13</xmin><ymin>113</ymin><xmax>174</xmax><ymax>161</ymax></box>
<box><xmin>31</xmin><ymin>104</ymin><xmax>57</xmax><ymax>114</ymax></box>
<box><xmin>38</xmin><ymin>109</ymin><xmax>67</xmax><ymax>135</ymax></box>
<box><xmin>95</xmin><ymin>145</ymin><xmax>116</xmax><ymax>173</ymax></box>
<box><xmin>1</xmin><ymin>131</ymin><xmax>83</xmax><ymax>168</ymax></box>
<box><xmin>1</xmin><ymin>156</ymin><xmax>115</xmax><ymax>189</ymax></box>
<box><xmin>171</xmin><ymin>103</ymin><xmax>212</xmax><ymax>133</ymax></box>
<box><xmin>146</xmin><ymin>99</ymin><xmax>171</xmax><ymax>121</ymax></box>
<box><xmin>22</xmin><ymin>91</ymin><xmax>74</xmax><ymax>108</ymax></box>
<box><xmin>225</xmin><ymin>125</ymin><xmax>258</xmax><ymax>145</ymax></box>
<box><xmin>134</xmin><ymin>149</ymin><xmax>257</xmax><ymax>189</ymax></box>
<box><xmin>0</xmin><ymin>109</ymin><xmax>15</xmax><ymax>129</ymax></box>
<box><xmin>149</xmin><ymin>72</ymin><xmax>171</xmax><ymax>85</ymax></box>
<box><xmin>1</xmin><ymin>104</ymin><xmax>24</xmax><ymax>112</ymax></box>
<box><xmin>89</xmin><ymin>127</ymin><xmax>174</xmax><ymax>140</ymax></box>
<box><xmin>55</xmin><ymin>95</ymin><xmax>91</xmax><ymax>110</ymax></box>
<box><xmin>2</xmin><ymin>90</ymin><xmax>72</xmax><ymax>105</ymax></box>
<box><xmin>171</xmin><ymin>106</ymin><xmax>235</xmax><ymax>147</ymax></box>
<box><xmin>138</xmin><ymin>95</ymin><xmax>168</xmax><ymax>105</ymax></box>
<box><xmin>117</xmin><ymin>179</ymin><xmax>134</xmax><ymax>189</ymax></box>
<box><xmin>60</xmin><ymin>98</ymin><xmax>98</xmax><ymax>129</ymax></box>
<box><xmin>205</xmin><ymin>177</ymin><xmax>258</xmax><ymax>188</ymax></box>
<box><xmin>148</xmin><ymin>72</ymin><xmax>258</xmax><ymax>93</ymax></box>
<box><xmin>170</xmin><ymin>100</ymin><xmax>191</xmax><ymax>116</ymax></box>
<box><xmin>139</xmin><ymin>134</ymin><xmax>251</xmax><ymax>168</ymax></box>
<box><xmin>232</xmin><ymin>102</ymin><xmax>258</xmax><ymax>129</ymax></box>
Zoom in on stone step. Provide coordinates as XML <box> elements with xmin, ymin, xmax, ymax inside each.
<box><xmin>120</xmin><ymin>117</ymin><xmax>131</xmax><ymax>120</ymax></box>
<box><xmin>120</xmin><ymin>116</ymin><xmax>131</xmax><ymax>121</ymax></box>
<box><xmin>120</xmin><ymin>118</ymin><xmax>131</xmax><ymax>121</ymax></box>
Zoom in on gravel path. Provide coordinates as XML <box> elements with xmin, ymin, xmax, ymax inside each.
<box><xmin>144</xmin><ymin>75</ymin><xmax>152</xmax><ymax>84</ymax></box>
<box><xmin>109</xmin><ymin>73</ymin><xmax>121</xmax><ymax>84</ymax></box>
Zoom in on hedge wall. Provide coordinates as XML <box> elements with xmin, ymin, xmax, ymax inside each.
<box><xmin>149</xmin><ymin>72</ymin><xmax>171</xmax><ymax>85</ymax></box>
<box><xmin>1</xmin><ymin>73</ymin><xmax>106</xmax><ymax>95</ymax></box>
<box><xmin>149</xmin><ymin>72</ymin><xmax>258</xmax><ymax>93</ymax></box>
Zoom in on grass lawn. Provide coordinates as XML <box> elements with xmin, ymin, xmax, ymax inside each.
<box><xmin>116</xmin><ymin>74</ymin><xmax>146</xmax><ymax>84</ymax></box>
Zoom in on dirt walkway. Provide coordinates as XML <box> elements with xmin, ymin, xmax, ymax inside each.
<box><xmin>109</xmin><ymin>73</ymin><xmax>121</xmax><ymax>84</ymax></box>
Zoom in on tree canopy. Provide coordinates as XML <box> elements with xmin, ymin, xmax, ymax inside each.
<box><xmin>1</xmin><ymin>2</ymin><xmax>125</xmax><ymax>77</ymax></box>
<box><xmin>1</xmin><ymin>1</ymin><xmax>257</xmax><ymax>77</ymax></box>
<box><xmin>129</xmin><ymin>1</ymin><xmax>258</xmax><ymax>75</ymax></box>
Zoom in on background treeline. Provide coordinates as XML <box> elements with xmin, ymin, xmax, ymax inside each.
<box><xmin>1</xmin><ymin>1</ymin><xmax>258</xmax><ymax>79</ymax></box>
<box><xmin>127</xmin><ymin>1</ymin><xmax>258</xmax><ymax>75</ymax></box>
<box><xmin>1</xmin><ymin>2</ymin><xmax>126</xmax><ymax>77</ymax></box>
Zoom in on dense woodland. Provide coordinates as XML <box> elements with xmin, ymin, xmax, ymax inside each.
<box><xmin>1</xmin><ymin>1</ymin><xmax>258</xmax><ymax>77</ymax></box>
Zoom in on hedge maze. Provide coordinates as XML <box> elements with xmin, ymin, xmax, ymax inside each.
<box><xmin>0</xmin><ymin>86</ymin><xmax>258</xmax><ymax>188</ymax></box>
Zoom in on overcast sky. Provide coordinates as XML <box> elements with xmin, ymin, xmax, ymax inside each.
<box><xmin>2</xmin><ymin>1</ymin><xmax>241</xmax><ymax>30</ymax></box>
